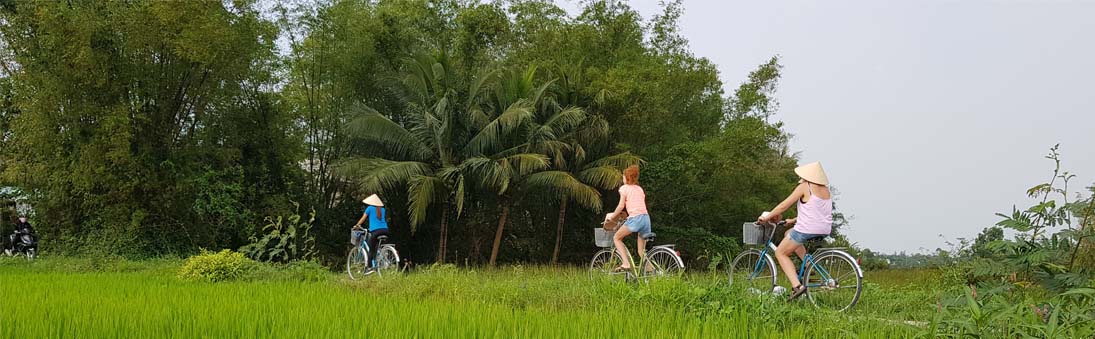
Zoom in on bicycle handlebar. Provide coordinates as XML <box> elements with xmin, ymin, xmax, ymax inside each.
<box><xmin>755</xmin><ymin>220</ymin><xmax>787</xmax><ymax>227</ymax></box>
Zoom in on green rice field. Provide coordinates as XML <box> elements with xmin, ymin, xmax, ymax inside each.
<box><xmin>0</xmin><ymin>257</ymin><xmax>940</xmax><ymax>338</ymax></box>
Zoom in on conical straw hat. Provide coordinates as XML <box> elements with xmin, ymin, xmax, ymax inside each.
<box><xmin>362</xmin><ymin>194</ymin><xmax>384</xmax><ymax>207</ymax></box>
<box><xmin>794</xmin><ymin>162</ymin><xmax>829</xmax><ymax>186</ymax></box>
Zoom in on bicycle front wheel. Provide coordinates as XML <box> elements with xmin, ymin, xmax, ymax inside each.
<box><xmin>346</xmin><ymin>246</ymin><xmax>369</xmax><ymax>280</ymax></box>
<box><xmin>589</xmin><ymin>249</ymin><xmax>625</xmax><ymax>280</ymax></box>
<box><xmin>376</xmin><ymin>245</ymin><xmax>401</xmax><ymax>275</ymax></box>
<box><xmin>804</xmin><ymin>251</ymin><xmax>863</xmax><ymax>312</ymax></box>
<box><xmin>641</xmin><ymin>248</ymin><xmax>683</xmax><ymax>281</ymax></box>
<box><xmin>729</xmin><ymin>249</ymin><xmax>777</xmax><ymax>295</ymax></box>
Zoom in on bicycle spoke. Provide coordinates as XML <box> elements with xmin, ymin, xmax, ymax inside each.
<box><xmin>804</xmin><ymin>253</ymin><xmax>862</xmax><ymax>312</ymax></box>
<box><xmin>730</xmin><ymin>250</ymin><xmax>776</xmax><ymax>294</ymax></box>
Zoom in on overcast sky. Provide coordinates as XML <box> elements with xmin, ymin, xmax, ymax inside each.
<box><xmin>559</xmin><ymin>0</ymin><xmax>1095</xmax><ymax>253</ymax></box>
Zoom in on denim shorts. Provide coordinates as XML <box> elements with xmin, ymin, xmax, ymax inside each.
<box><xmin>789</xmin><ymin>229</ymin><xmax>826</xmax><ymax>244</ymax></box>
<box><xmin>624</xmin><ymin>214</ymin><xmax>651</xmax><ymax>236</ymax></box>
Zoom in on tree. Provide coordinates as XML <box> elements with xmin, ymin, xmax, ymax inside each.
<box><xmin>0</xmin><ymin>0</ymin><xmax>291</xmax><ymax>254</ymax></box>
<box><xmin>338</xmin><ymin>52</ymin><xmax>489</xmax><ymax>263</ymax></box>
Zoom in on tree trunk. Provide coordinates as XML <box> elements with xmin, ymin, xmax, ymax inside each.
<box><xmin>551</xmin><ymin>199</ymin><xmax>568</xmax><ymax>266</ymax></box>
<box><xmin>489</xmin><ymin>201</ymin><xmax>510</xmax><ymax>267</ymax></box>
<box><xmin>437</xmin><ymin>206</ymin><xmax>449</xmax><ymax>264</ymax></box>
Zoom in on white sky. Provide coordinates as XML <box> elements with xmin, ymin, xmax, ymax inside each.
<box><xmin>560</xmin><ymin>0</ymin><xmax>1095</xmax><ymax>253</ymax></box>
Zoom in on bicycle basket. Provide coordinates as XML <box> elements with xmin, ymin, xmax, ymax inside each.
<box><xmin>593</xmin><ymin>228</ymin><xmax>614</xmax><ymax>248</ymax></box>
<box><xmin>350</xmin><ymin>229</ymin><xmax>367</xmax><ymax>246</ymax></box>
<box><xmin>742</xmin><ymin>222</ymin><xmax>773</xmax><ymax>245</ymax></box>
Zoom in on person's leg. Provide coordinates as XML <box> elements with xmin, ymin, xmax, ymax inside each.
<box><xmin>636</xmin><ymin>217</ymin><xmax>652</xmax><ymax>272</ymax></box>
<box><xmin>775</xmin><ymin>231</ymin><xmax>804</xmax><ymax>288</ymax></box>
<box><xmin>366</xmin><ymin>230</ymin><xmax>382</xmax><ymax>267</ymax></box>
<box><xmin>613</xmin><ymin>226</ymin><xmax>634</xmax><ymax>269</ymax></box>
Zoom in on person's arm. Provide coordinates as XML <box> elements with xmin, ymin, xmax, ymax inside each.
<box><xmin>760</xmin><ymin>183</ymin><xmax>807</xmax><ymax>223</ymax></box>
<box><xmin>354</xmin><ymin>209</ymin><xmax>368</xmax><ymax>228</ymax></box>
<box><xmin>605</xmin><ymin>188</ymin><xmax>628</xmax><ymax>221</ymax></box>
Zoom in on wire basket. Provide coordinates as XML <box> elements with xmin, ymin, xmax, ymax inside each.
<box><xmin>742</xmin><ymin>222</ymin><xmax>774</xmax><ymax>245</ymax></box>
<box><xmin>593</xmin><ymin>228</ymin><xmax>615</xmax><ymax>248</ymax></box>
<box><xmin>350</xmin><ymin>229</ymin><xmax>366</xmax><ymax>246</ymax></box>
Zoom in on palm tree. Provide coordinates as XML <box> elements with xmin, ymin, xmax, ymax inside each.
<box><xmin>541</xmin><ymin>65</ymin><xmax>641</xmax><ymax>265</ymax></box>
<box><xmin>337</xmin><ymin>52</ymin><xmax>492</xmax><ymax>263</ymax></box>
<box><xmin>465</xmin><ymin>66</ymin><xmax>604</xmax><ymax>266</ymax></box>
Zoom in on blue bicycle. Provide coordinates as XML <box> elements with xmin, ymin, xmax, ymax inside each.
<box><xmin>346</xmin><ymin>227</ymin><xmax>400</xmax><ymax>280</ymax></box>
<box><xmin>729</xmin><ymin>220</ymin><xmax>863</xmax><ymax>312</ymax></box>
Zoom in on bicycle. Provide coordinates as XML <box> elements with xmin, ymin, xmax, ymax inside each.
<box><xmin>346</xmin><ymin>227</ymin><xmax>400</xmax><ymax>280</ymax></box>
<box><xmin>728</xmin><ymin>220</ymin><xmax>863</xmax><ymax>312</ymax></box>
<box><xmin>589</xmin><ymin>219</ymin><xmax>684</xmax><ymax>282</ymax></box>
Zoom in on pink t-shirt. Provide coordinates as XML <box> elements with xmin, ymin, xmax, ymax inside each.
<box><xmin>619</xmin><ymin>184</ymin><xmax>648</xmax><ymax>216</ymax></box>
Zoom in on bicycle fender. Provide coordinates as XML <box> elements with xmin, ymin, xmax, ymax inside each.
<box><xmin>819</xmin><ymin>249</ymin><xmax>863</xmax><ymax>278</ymax></box>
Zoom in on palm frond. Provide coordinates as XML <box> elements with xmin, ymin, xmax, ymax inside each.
<box><xmin>529</xmin><ymin>106</ymin><xmax>587</xmax><ymax>144</ymax></box>
<box><xmin>335</xmin><ymin>157</ymin><xmax>432</xmax><ymax>194</ymax></box>
<box><xmin>464</xmin><ymin>103</ymin><xmax>533</xmax><ymax>156</ymax></box>
<box><xmin>407</xmin><ymin>175</ymin><xmax>447</xmax><ymax>231</ymax></box>
<box><xmin>344</xmin><ymin>105</ymin><xmax>433</xmax><ymax>161</ymax></box>
<box><xmin>522</xmin><ymin>171</ymin><xmax>603</xmax><ymax>212</ymax></box>
<box><xmin>586</xmin><ymin>152</ymin><xmax>643</xmax><ymax>170</ymax></box>
<box><xmin>577</xmin><ymin>165</ymin><xmax>623</xmax><ymax>190</ymax></box>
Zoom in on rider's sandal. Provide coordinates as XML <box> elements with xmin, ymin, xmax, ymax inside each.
<box><xmin>612</xmin><ymin>266</ymin><xmax>631</xmax><ymax>273</ymax></box>
<box><xmin>788</xmin><ymin>285</ymin><xmax>807</xmax><ymax>300</ymax></box>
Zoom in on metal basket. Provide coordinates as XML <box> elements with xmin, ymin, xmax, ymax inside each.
<box><xmin>593</xmin><ymin>228</ymin><xmax>615</xmax><ymax>248</ymax></box>
<box><xmin>350</xmin><ymin>229</ymin><xmax>366</xmax><ymax>246</ymax></box>
<box><xmin>742</xmin><ymin>222</ymin><xmax>774</xmax><ymax>245</ymax></box>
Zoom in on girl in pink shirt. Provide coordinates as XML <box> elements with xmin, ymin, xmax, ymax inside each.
<box><xmin>604</xmin><ymin>165</ymin><xmax>651</xmax><ymax>272</ymax></box>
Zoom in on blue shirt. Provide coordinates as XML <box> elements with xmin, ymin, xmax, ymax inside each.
<box><xmin>364</xmin><ymin>206</ymin><xmax>388</xmax><ymax>231</ymax></box>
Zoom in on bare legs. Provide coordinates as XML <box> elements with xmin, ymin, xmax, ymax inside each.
<box><xmin>775</xmin><ymin>231</ymin><xmax>807</xmax><ymax>287</ymax></box>
<box><xmin>613</xmin><ymin>226</ymin><xmax>643</xmax><ymax>269</ymax></box>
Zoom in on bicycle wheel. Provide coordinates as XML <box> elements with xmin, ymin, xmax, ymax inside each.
<box><xmin>589</xmin><ymin>249</ymin><xmax>625</xmax><ymax>280</ymax></box>
<box><xmin>729</xmin><ymin>249</ymin><xmax>777</xmax><ymax>295</ymax></box>
<box><xmin>804</xmin><ymin>251</ymin><xmax>863</xmax><ymax>312</ymax></box>
<box><xmin>346</xmin><ymin>246</ymin><xmax>370</xmax><ymax>280</ymax></box>
<box><xmin>376</xmin><ymin>245</ymin><xmax>400</xmax><ymax>275</ymax></box>
<box><xmin>641</xmin><ymin>248</ymin><xmax>683</xmax><ymax>281</ymax></box>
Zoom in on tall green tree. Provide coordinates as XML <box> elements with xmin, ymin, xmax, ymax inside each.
<box><xmin>338</xmin><ymin>52</ymin><xmax>491</xmax><ymax>263</ymax></box>
<box><xmin>0</xmin><ymin>0</ymin><xmax>291</xmax><ymax>254</ymax></box>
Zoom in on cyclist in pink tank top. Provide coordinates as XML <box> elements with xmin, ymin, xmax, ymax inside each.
<box><xmin>604</xmin><ymin>165</ymin><xmax>652</xmax><ymax>272</ymax></box>
<box><xmin>758</xmin><ymin>161</ymin><xmax>833</xmax><ymax>300</ymax></box>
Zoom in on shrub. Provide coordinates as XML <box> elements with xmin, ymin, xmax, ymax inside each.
<box><xmin>239</xmin><ymin>202</ymin><xmax>317</xmax><ymax>263</ymax></box>
<box><xmin>178</xmin><ymin>250</ymin><xmax>256</xmax><ymax>282</ymax></box>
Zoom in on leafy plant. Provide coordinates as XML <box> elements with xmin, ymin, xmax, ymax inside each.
<box><xmin>239</xmin><ymin>202</ymin><xmax>317</xmax><ymax>263</ymax></box>
<box><xmin>972</xmin><ymin>145</ymin><xmax>1095</xmax><ymax>292</ymax></box>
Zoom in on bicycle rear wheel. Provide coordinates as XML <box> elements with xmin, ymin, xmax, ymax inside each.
<box><xmin>376</xmin><ymin>245</ymin><xmax>400</xmax><ymax>275</ymax></box>
<box><xmin>804</xmin><ymin>251</ymin><xmax>863</xmax><ymax>312</ymax></box>
<box><xmin>346</xmin><ymin>246</ymin><xmax>369</xmax><ymax>280</ymax></box>
<box><xmin>589</xmin><ymin>249</ymin><xmax>625</xmax><ymax>280</ymax></box>
<box><xmin>641</xmin><ymin>248</ymin><xmax>683</xmax><ymax>281</ymax></box>
<box><xmin>729</xmin><ymin>249</ymin><xmax>777</xmax><ymax>295</ymax></box>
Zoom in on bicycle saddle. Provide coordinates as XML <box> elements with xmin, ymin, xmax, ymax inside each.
<box><xmin>375</xmin><ymin>235</ymin><xmax>389</xmax><ymax>243</ymax></box>
<box><xmin>641</xmin><ymin>233</ymin><xmax>656</xmax><ymax>241</ymax></box>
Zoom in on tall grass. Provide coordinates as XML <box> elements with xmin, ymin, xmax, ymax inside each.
<box><xmin>0</xmin><ymin>259</ymin><xmax>922</xmax><ymax>338</ymax></box>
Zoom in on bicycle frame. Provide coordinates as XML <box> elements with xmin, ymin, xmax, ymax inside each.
<box><xmin>747</xmin><ymin>226</ymin><xmax>837</xmax><ymax>289</ymax></box>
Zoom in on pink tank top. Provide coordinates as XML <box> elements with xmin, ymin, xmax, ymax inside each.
<box><xmin>795</xmin><ymin>184</ymin><xmax>832</xmax><ymax>235</ymax></box>
<box><xmin>619</xmin><ymin>184</ymin><xmax>648</xmax><ymax>216</ymax></box>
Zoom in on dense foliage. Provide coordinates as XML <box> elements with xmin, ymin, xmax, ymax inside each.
<box><xmin>0</xmin><ymin>0</ymin><xmax>808</xmax><ymax>266</ymax></box>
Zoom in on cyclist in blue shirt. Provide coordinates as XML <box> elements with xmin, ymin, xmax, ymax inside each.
<box><xmin>354</xmin><ymin>194</ymin><xmax>388</xmax><ymax>269</ymax></box>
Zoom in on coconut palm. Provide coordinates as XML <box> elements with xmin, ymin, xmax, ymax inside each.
<box><xmin>541</xmin><ymin>65</ymin><xmax>641</xmax><ymax>265</ymax></box>
<box><xmin>464</xmin><ymin>66</ymin><xmax>605</xmax><ymax>266</ymax></box>
<box><xmin>337</xmin><ymin>52</ymin><xmax>493</xmax><ymax>263</ymax></box>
